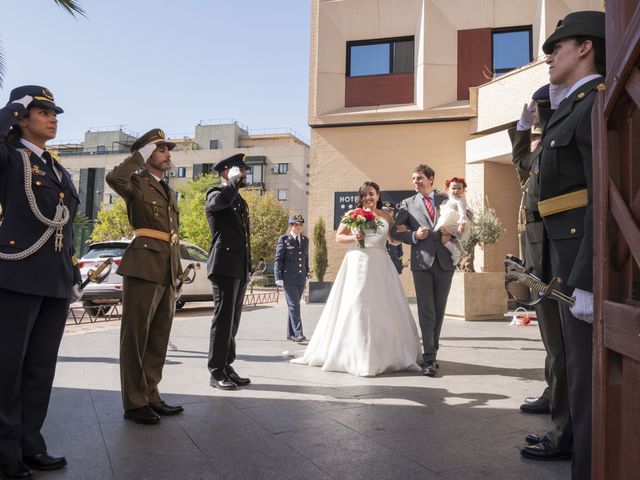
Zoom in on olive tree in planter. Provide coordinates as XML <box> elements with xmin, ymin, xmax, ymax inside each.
<box><xmin>308</xmin><ymin>216</ymin><xmax>333</xmax><ymax>303</ymax></box>
<box><xmin>445</xmin><ymin>202</ymin><xmax>508</xmax><ymax>321</ymax></box>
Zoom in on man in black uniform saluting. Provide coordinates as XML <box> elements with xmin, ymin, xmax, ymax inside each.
<box><xmin>0</xmin><ymin>86</ymin><xmax>80</xmax><ymax>478</ymax></box>
<box><xmin>205</xmin><ymin>154</ymin><xmax>252</xmax><ymax>390</ymax></box>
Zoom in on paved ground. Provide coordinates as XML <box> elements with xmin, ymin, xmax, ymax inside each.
<box><xmin>44</xmin><ymin>301</ymin><xmax>570</xmax><ymax>480</ymax></box>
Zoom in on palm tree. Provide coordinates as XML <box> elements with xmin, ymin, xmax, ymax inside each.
<box><xmin>0</xmin><ymin>0</ymin><xmax>86</xmax><ymax>88</ymax></box>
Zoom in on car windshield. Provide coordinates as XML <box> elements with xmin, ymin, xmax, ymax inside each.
<box><xmin>83</xmin><ymin>245</ymin><xmax>127</xmax><ymax>259</ymax></box>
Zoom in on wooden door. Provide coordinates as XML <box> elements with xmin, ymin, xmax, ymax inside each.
<box><xmin>592</xmin><ymin>2</ymin><xmax>640</xmax><ymax>479</ymax></box>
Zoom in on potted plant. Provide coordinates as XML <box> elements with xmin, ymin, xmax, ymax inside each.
<box><xmin>308</xmin><ymin>216</ymin><xmax>333</xmax><ymax>303</ymax></box>
<box><xmin>445</xmin><ymin>201</ymin><xmax>508</xmax><ymax>320</ymax></box>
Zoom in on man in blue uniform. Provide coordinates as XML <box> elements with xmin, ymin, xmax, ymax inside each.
<box><xmin>274</xmin><ymin>214</ymin><xmax>310</xmax><ymax>342</ymax></box>
<box><xmin>0</xmin><ymin>86</ymin><xmax>80</xmax><ymax>478</ymax></box>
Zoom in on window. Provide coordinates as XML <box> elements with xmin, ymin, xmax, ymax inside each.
<box><xmin>347</xmin><ymin>37</ymin><xmax>414</xmax><ymax>77</ymax></box>
<box><xmin>186</xmin><ymin>245</ymin><xmax>208</xmax><ymax>262</ymax></box>
<box><xmin>108</xmin><ymin>193</ymin><xmax>119</xmax><ymax>204</ymax></box>
<box><xmin>96</xmin><ymin>145</ymin><xmax>106</xmax><ymax>154</ymax></box>
<box><xmin>209</xmin><ymin>140</ymin><xmax>220</xmax><ymax>149</ymax></box>
<box><xmin>492</xmin><ymin>27</ymin><xmax>532</xmax><ymax>76</ymax></box>
<box><xmin>277</xmin><ymin>189</ymin><xmax>287</xmax><ymax>201</ymax></box>
<box><xmin>178</xmin><ymin>167</ymin><xmax>186</xmax><ymax>178</ymax></box>
<box><xmin>277</xmin><ymin>163</ymin><xmax>288</xmax><ymax>174</ymax></box>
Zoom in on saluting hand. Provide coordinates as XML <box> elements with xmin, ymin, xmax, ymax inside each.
<box><xmin>228</xmin><ymin>166</ymin><xmax>242</xmax><ymax>183</ymax></box>
<box><xmin>138</xmin><ymin>143</ymin><xmax>157</xmax><ymax>163</ymax></box>
<box><xmin>12</xmin><ymin>95</ymin><xmax>33</xmax><ymax>109</ymax></box>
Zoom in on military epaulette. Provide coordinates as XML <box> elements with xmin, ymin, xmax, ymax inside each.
<box><xmin>71</xmin><ymin>254</ymin><xmax>79</xmax><ymax>266</ymax></box>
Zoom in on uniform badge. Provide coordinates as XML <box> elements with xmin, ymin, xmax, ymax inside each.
<box><xmin>42</xmin><ymin>88</ymin><xmax>54</xmax><ymax>101</ymax></box>
<box><xmin>31</xmin><ymin>165</ymin><xmax>47</xmax><ymax>176</ymax></box>
<box><xmin>577</xmin><ymin>92</ymin><xmax>585</xmax><ymax>99</ymax></box>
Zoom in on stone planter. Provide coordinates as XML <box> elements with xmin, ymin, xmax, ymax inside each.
<box><xmin>308</xmin><ymin>281</ymin><xmax>333</xmax><ymax>303</ymax></box>
<box><xmin>445</xmin><ymin>271</ymin><xmax>507</xmax><ymax>321</ymax></box>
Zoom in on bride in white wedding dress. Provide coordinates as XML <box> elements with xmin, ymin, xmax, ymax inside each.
<box><xmin>291</xmin><ymin>181</ymin><xmax>421</xmax><ymax>377</ymax></box>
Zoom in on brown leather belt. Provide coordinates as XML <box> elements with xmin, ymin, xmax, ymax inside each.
<box><xmin>134</xmin><ymin>228</ymin><xmax>179</xmax><ymax>245</ymax></box>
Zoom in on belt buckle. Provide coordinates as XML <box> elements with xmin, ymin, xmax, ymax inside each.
<box><xmin>170</xmin><ymin>233</ymin><xmax>179</xmax><ymax>245</ymax></box>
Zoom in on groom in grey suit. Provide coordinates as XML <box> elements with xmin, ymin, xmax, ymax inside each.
<box><xmin>392</xmin><ymin>164</ymin><xmax>455</xmax><ymax>377</ymax></box>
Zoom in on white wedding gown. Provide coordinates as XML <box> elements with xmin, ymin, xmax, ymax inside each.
<box><xmin>291</xmin><ymin>218</ymin><xmax>421</xmax><ymax>376</ymax></box>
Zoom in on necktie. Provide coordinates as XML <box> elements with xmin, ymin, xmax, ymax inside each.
<box><xmin>42</xmin><ymin>151</ymin><xmax>54</xmax><ymax>171</ymax></box>
<box><xmin>293</xmin><ymin>235</ymin><xmax>300</xmax><ymax>247</ymax></box>
<box><xmin>159</xmin><ymin>179</ymin><xmax>171</xmax><ymax>198</ymax></box>
<box><xmin>424</xmin><ymin>196</ymin><xmax>435</xmax><ymax>222</ymax></box>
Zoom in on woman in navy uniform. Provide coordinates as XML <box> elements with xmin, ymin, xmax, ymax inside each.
<box><xmin>205</xmin><ymin>154</ymin><xmax>252</xmax><ymax>390</ymax></box>
<box><xmin>274</xmin><ymin>214</ymin><xmax>310</xmax><ymax>342</ymax></box>
<box><xmin>0</xmin><ymin>86</ymin><xmax>81</xmax><ymax>478</ymax></box>
<box><xmin>533</xmin><ymin>11</ymin><xmax>605</xmax><ymax>480</ymax></box>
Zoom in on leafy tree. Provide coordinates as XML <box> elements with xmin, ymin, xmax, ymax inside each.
<box><xmin>175</xmin><ymin>174</ymin><xmax>219</xmax><ymax>250</ymax></box>
<box><xmin>90</xmin><ymin>199</ymin><xmax>133</xmax><ymax>242</ymax></box>
<box><xmin>1</xmin><ymin>1</ymin><xmax>86</xmax><ymax>87</ymax></box>
<box><xmin>243</xmin><ymin>189</ymin><xmax>289</xmax><ymax>263</ymax></box>
<box><xmin>312</xmin><ymin>216</ymin><xmax>328</xmax><ymax>281</ymax></box>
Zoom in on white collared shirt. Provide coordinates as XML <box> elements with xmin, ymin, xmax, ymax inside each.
<box><xmin>150</xmin><ymin>172</ymin><xmax>164</xmax><ymax>183</ymax></box>
<box><xmin>20</xmin><ymin>139</ymin><xmax>62</xmax><ymax>181</ymax></box>
<box><xmin>290</xmin><ymin>232</ymin><xmax>300</xmax><ymax>243</ymax></box>
<box><xmin>563</xmin><ymin>74</ymin><xmax>603</xmax><ymax>101</ymax></box>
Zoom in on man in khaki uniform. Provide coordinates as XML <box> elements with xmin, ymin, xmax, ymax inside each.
<box><xmin>106</xmin><ymin>128</ymin><xmax>183</xmax><ymax>425</ymax></box>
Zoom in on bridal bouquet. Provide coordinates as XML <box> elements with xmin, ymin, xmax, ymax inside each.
<box><xmin>341</xmin><ymin>208</ymin><xmax>382</xmax><ymax>248</ymax></box>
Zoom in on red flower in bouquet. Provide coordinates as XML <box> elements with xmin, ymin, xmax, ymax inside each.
<box><xmin>340</xmin><ymin>208</ymin><xmax>382</xmax><ymax>248</ymax></box>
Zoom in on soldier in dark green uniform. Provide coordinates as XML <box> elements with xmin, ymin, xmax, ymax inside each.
<box><xmin>106</xmin><ymin>129</ymin><xmax>184</xmax><ymax>425</ymax></box>
<box><xmin>511</xmin><ymin>85</ymin><xmax>572</xmax><ymax>461</ymax></box>
<box><xmin>534</xmin><ymin>11</ymin><xmax>605</xmax><ymax>480</ymax></box>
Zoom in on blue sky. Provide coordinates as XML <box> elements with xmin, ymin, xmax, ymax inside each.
<box><xmin>0</xmin><ymin>0</ymin><xmax>311</xmax><ymax>143</ymax></box>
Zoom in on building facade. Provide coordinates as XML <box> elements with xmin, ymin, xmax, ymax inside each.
<box><xmin>54</xmin><ymin>120</ymin><xmax>309</xmax><ymax>223</ymax></box>
<box><xmin>307</xmin><ymin>0</ymin><xmax>603</xmax><ymax>296</ymax></box>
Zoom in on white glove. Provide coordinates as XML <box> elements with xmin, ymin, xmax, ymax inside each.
<box><xmin>516</xmin><ymin>102</ymin><xmax>534</xmax><ymax>131</ymax></box>
<box><xmin>71</xmin><ymin>283</ymin><xmax>83</xmax><ymax>302</ymax></box>
<box><xmin>12</xmin><ymin>95</ymin><xmax>33</xmax><ymax>109</ymax></box>
<box><xmin>275</xmin><ymin>280</ymin><xmax>284</xmax><ymax>287</ymax></box>
<box><xmin>228</xmin><ymin>166</ymin><xmax>242</xmax><ymax>183</ymax></box>
<box><xmin>569</xmin><ymin>288</ymin><xmax>594</xmax><ymax>324</ymax></box>
<box><xmin>549</xmin><ymin>83</ymin><xmax>568</xmax><ymax>110</ymax></box>
<box><xmin>138</xmin><ymin>143</ymin><xmax>157</xmax><ymax>162</ymax></box>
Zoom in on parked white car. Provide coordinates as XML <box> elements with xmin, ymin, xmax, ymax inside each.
<box><xmin>78</xmin><ymin>239</ymin><xmax>211</xmax><ymax>313</ymax></box>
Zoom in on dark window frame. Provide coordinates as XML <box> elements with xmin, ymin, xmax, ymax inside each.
<box><xmin>491</xmin><ymin>25</ymin><xmax>533</xmax><ymax>76</ymax></box>
<box><xmin>346</xmin><ymin>36</ymin><xmax>414</xmax><ymax>77</ymax></box>
<box><xmin>177</xmin><ymin>167</ymin><xmax>186</xmax><ymax>178</ymax></box>
<box><xmin>277</xmin><ymin>163</ymin><xmax>289</xmax><ymax>174</ymax></box>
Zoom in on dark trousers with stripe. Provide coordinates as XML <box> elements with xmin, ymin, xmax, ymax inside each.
<box><xmin>0</xmin><ymin>288</ymin><xmax>68</xmax><ymax>464</ymax></box>
<box><xmin>284</xmin><ymin>283</ymin><xmax>304</xmax><ymax>337</ymax></box>
<box><xmin>208</xmin><ymin>274</ymin><xmax>247</xmax><ymax>375</ymax></box>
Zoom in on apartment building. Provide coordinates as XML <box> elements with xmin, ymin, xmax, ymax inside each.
<box><xmin>54</xmin><ymin>120</ymin><xmax>309</xmax><ymax>222</ymax></box>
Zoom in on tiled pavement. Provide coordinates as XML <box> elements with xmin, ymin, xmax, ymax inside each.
<box><xmin>43</xmin><ymin>302</ymin><xmax>570</xmax><ymax>479</ymax></box>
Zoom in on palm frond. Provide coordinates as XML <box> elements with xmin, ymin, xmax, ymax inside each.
<box><xmin>0</xmin><ymin>42</ymin><xmax>5</xmax><ymax>88</ymax></box>
<box><xmin>53</xmin><ymin>0</ymin><xmax>87</xmax><ymax>18</ymax></box>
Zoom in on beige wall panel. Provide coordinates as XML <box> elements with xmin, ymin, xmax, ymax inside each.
<box><xmin>376</xmin><ymin>0</ymin><xmax>422</xmax><ymax>38</ymax></box>
<box><xmin>423</xmin><ymin>64</ymin><xmax>458</xmax><ymax>107</ymax></box>
<box><xmin>492</xmin><ymin>0</ymin><xmax>539</xmax><ymax>27</ymax></box>
<box><xmin>316</xmin><ymin>73</ymin><xmax>347</xmax><ymax>115</ymax></box>
<box><xmin>317</xmin><ymin>9</ymin><xmax>346</xmax><ymax>74</ymax></box>
<box><xmin>422</xmin><ymin>2</ymin><xmax>457</xmax><ymax>66</ymax></box>
<box><xmin>431</xmin><ymin>0</ymin><xmax>495</xmax><ymax>30</ymax></box>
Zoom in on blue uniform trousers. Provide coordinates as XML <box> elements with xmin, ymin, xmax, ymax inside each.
<box><xmin>284</xmin><ymin>283</ymin><xmax>304</xmax><ymax>337</ymax></box>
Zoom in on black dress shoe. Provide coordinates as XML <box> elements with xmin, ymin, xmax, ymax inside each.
<box><xmin>292</xmin><ymin>335</ymin><xmax>307</xmax><ymax>343</ymax></box>
<box><xmin>520</xmin><ymin>439</ymin><xmax>572</xmax><ymax>461</ymax></box>
<box><xmin>0</xmin><ymin>462</ymin><xmax>32</xmax><ymax>479</ymax></box>
<box><xmin>226</xmin><ymin>366</ymin><xmax>251</xmax><ymax>386</ymax></box>
<box><xmin>520</xmin><ymin>395</ymin><xmax>550</xmax><ymax>414</ymax></box>
<box><xmin>525</xmin><ymin>433</ymin><xmax>547</xmax><ymax>445</ymax></box>
<box><xmin>422</xmin><ymin>361</ymin><xmax>438</xmax><ymax>377</ymax></box>
<box><xmin>124</xmin><ymin>406</ymin><xmax>161</xmax><ymax>425</ymax></box>
<box><xmin>210</xmin><ymin>373</ymin><xmax>238</xmax><ymax>390</ymax></box>
<box><xmin>23</xmin><ymin>453</ymin><xmax>66</xmax><ymax>471</ymax></box>
<box><xmin>150</xmin><ymin>401</ymin><xmax>184</xmax><ymax>416</ymax></box>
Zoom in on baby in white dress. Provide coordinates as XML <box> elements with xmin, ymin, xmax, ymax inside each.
<box><xmin>434</xmin><ymin>177</ymin><xmax>470</xmax><ymax>265</ymax></box>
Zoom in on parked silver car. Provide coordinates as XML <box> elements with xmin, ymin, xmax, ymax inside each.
<box><xmin>79</xmin><ymin>240</ymin><xmax>211</xmax><ymax>314</ymax></box>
